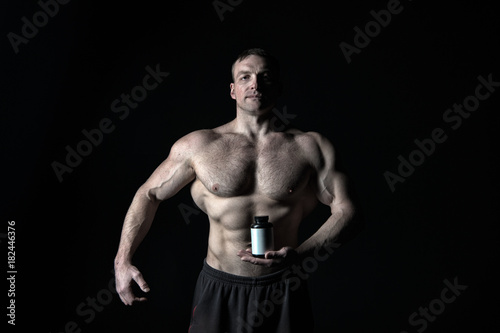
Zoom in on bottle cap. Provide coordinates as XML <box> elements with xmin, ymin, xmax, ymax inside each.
<box><xmin>254</xmin><ymin>216</ymin><xmax>269</xmax><ymax>224</ymax></box>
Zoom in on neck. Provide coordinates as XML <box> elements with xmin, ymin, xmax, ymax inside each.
<box><xmin>234</xmin><ymin>107</ymin><xmax>275</xmax><ymax>139</ymax></box>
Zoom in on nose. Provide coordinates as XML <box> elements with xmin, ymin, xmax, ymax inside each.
<box><xmin>249</xmin><ymin>76</ymin><xmax>258</xmax><ymax>91</ymax></box>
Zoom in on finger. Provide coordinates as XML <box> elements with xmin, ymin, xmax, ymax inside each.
<box><xmin>240</xmin><ymin>254</ymin><xmax>274</xmax><ymax>267</ymax></box>
<box><xmin>132</xmin><ymin>296</ymin><xmax>148</xmax><ymax>303</ymax></box>
<box><xmin>262</xmin><ymin>247</ymin><xmax>283</xmax><ymax>259</ymax></box>
<box><xmin>264</xmin><ymin>250</ymin><xmax>281</xmax><ymax>259</ymax></box>
<box><xmin>119</xmin><ymin>286</ymin><xmax>149</xmax><ymax>305</ymax></box>
<box><xmin>118</xmin><ymin>288</ymin><xmax>136</xmax><ymax>306</ymax></box>
<box><xmin>118</xmin><ymin>293</ymin><xmax>128</xmax><ymax>305</ymax></box>
<box><xmin>132</xmin><ymin>271</ymin><xmax>150</xmax><ymax>293</ymax></box>
<box><xmin>251</xmin><ymin>257</ymin><xmax>274</xmax><ymax>267</ymax></box>
<box><xmin>237</xmin><ymin>249</ymin><xmax>253</xmax><ymax>258</ymax></box>
<box><xmin>116</xmin><ymin>277</ymin><xmax>135</xmax><ymax>306</ymax></box>
<box><xmin>238</xmin><ymin>254</ymin><xmax>254</xmax><ymax>262</ymax></box>
<box><xmin>266</xmin><ymin>247</ymin><xmax>296</xmax><ymax>260</ymax></box>
<box><xmin>237</xmin><ymin>250</ymin><xmax>254</xmax><ymax>261</ymax></box>
<box><xmin>121</xmin><ymin>289</ymin><xmax>148</xmax><ymax>305</ymax></box>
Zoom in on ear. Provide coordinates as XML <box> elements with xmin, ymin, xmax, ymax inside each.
<box><xmin>230</xmin><ymin>82</ymin><xmax>236</xmax><ymax>100</ymax></box>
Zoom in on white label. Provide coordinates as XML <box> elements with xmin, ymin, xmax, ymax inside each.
<box><xmin>251</xmin><ymin>228</ymin><xmax>274</xmax><ymax>255</ymax></box>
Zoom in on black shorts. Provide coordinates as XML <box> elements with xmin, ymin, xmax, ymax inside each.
<box><xmin>188</xmin><ymin>260</ymin><xmax>314</xmax><ymax>333</ymax></box>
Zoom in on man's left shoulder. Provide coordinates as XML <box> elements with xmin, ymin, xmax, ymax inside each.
<box><xmin>287</xmin><ymin>129</ymin><xmax>334</xmax><ymax>151</ymax></box>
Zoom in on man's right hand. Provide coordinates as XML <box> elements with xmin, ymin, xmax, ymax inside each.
<box><xmin>114</xmin><ymin>262</ymin><xmax>150</xmax><ymax>305</ymax></box>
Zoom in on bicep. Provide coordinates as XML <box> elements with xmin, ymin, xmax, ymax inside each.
<box><xmin>140</xmin><ymin>138</ymin><xmax>196</xmax><ymax>202</ymax></box>
<box><xmin>313</xmin><ymin>134</ymin><xmax>353</xmax><ymax>209</ymax></box>
<box><xmin>318</xmin><ymin>170</ymin><xmax>352</xmax><ymax>210</ymax></box>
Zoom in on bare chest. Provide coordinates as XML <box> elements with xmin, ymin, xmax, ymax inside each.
<box><xmin>192</xmin><ymin>135</ymin><xmax>312</xmax><ymax>200</ymax></box>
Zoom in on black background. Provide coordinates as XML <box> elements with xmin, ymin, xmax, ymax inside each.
<box><xmin>2</xmin><ymin>0</ymin><xmax>499</xmax><ymax>332</ymax></box>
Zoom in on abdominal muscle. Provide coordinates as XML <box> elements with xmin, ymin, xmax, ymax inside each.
<box><xmin>191</xmin><ymin>181</ymin><xmax>311</xmax><ymax>277</ymax></box>
<box><xmin>205</xmin><ymin>212</ymin><xmax>301</xmax><ymax>277</ymax></box>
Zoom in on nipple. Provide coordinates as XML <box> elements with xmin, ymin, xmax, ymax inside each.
<box><xmin>212</xmin><ymin>183</ymin><xmax>220</xmax><ymax>192</ymax></box>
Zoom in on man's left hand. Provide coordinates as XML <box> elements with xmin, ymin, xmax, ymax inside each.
<box><xmin>237</xmin><ymin>246</ymin><xmax>298</xmax><ymax>268</ymax></box>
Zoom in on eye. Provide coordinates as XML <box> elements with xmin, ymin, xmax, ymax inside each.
<box><xmin>262</xmin><ymin>73</ymin><xmax>273</xmax><ymax>81</ymax></box>
<box><xmin>240</xmin><ymin>75</ymin><xmax>250</xmax><ymax>81</ymax></box>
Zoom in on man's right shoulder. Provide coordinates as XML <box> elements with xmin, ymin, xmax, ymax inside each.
<box><xmin>171</xmin><ymin>129</ymin><xmax>218</xmax><ymax>154</ymax></box>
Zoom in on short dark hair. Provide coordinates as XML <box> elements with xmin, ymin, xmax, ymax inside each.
<box><xmin>231</xmin><ymin>48</ymin><xmax>280</xmax><ymax>81</ymax></box>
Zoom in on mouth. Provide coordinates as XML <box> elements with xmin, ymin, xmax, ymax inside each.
<box><xmin>246</xmin><ymin>94</ymin><xmax>263</xmax><ymax>100</ymax></box>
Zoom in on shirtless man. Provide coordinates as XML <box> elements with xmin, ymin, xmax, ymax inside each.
<box><xmin>114</xmin><ymin>48</ymin><xmax>361</xmax><ymax>332</ymax></box>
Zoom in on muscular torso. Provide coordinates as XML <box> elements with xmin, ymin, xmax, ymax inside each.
<box><xmin>189</xmin><ymin>125</ymin><xmax>322</xmax><ymax>276</ymax></box>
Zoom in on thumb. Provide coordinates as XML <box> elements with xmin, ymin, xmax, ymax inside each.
<box><xmin>133</xmin><ymin>272</ymin><xmax>150</xmax><ymax>293</ymax></box>
<box><xmin>266</xmin><ymin>247</ymin><xmax>295</xmax><ymax>259</ymax></box>
<box><xmin>265</xmin><ymin>249</ymin><xmax>282</xmax><ymax>259</ymax></box>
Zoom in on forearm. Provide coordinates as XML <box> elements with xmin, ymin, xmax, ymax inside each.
<box><xmin>296</xmin><ymin>203</ymin><xmax>360</xmax><ymax>257</ymax></box>
<box><xmin>115</xmin><ymin>188</ymin><xmax>160</xmax><ymax>265</ymax></box>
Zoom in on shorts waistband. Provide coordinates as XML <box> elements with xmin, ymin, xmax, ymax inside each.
<box><xmin>201</xmin><ymin>259</ymin><xmax>292</xmax><ymax>286</ymax></box>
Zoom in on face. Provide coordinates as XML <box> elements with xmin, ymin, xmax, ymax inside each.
<box><xmin>230</xmin><ymin>55</ymin><xmax>281</xmax><ymax>115</ymax></box>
